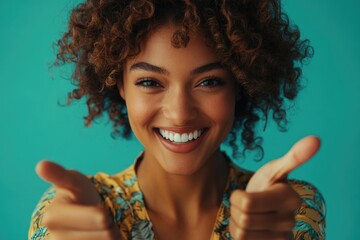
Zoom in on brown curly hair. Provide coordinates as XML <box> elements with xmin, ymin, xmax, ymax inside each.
<box><xmin>55</xmin><ymin>0</ymin><xmax>313</xmax><ymax>160</ymax></box>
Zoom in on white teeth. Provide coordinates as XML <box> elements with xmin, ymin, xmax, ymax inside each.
<box><xmin>159</xmin><ymin>129</ymin><xmax>205</xmax><ymax>143</ymax></box>
<box><xmin>188</xmin><ymin>132</ymin><xmax>193</xmax><ymax>141</ymax></box>
<box><xmin>194</xmin><ymin>130</ymin><xmax>198</xmax><ymax>139</ymax></box>
<box><xmin>174</xmin><ymin>133</ymin><xmax>181</xmax><ymax>142</ymax></box>
<box><xmin>169</xmin><ymin>132</ymin><xmax>174</xmax><ymax>141</ymax></box>
<box><xmin>181</xmin><ymin>133</ymin><xmax>188</xmax><ymax>142</ymax></box>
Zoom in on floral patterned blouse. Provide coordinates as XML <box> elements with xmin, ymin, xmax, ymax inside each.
<box><xmin>29</xmin><ymin>153</ymin><xmax>326</xmax><ymax>239</ymax></box>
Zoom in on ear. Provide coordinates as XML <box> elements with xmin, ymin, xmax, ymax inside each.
<box><xmin>117</xmin><ymin>79</ymin><xmax>125</xmax><ymax>100</ymax></box>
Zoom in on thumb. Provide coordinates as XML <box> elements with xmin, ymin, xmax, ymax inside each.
<box><xmin>246</xmin><ymin>136</ymin><xmax>321</xmax><ymax>193</ymax></box>
<box><xmin>36</xmin><ymin>160</ymin><xmax>101</xmax><ymax>205</ymax></box>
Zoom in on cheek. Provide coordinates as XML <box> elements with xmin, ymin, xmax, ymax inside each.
<box><xmin>209</xmin><ymin>94</ymin><xmax>236</xmax><ymax>127</ymax></box>
<box><xmin>126</xmin><ymin>94</ymin><xmax>158</xmax><ymax>134</ymax></box>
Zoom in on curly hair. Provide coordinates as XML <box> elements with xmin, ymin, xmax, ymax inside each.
<box><xmin>55</xmin><ymin>0</ymin><xmax>313</xmax><ymax>160</ymax></box>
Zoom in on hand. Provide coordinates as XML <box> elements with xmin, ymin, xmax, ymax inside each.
<box><xmin>36</xmin><ymin>161</ymin><xmax>119</xmax><ymax>240</ymax></box>
<box><xmin>229</xmin><ymin>136</ymin><xmax>321</xmax><ymax>240</ymax></box>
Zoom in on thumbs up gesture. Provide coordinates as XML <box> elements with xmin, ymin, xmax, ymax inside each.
<box><xmin>36</xmin><ymin>161</ymin><xmax>119</xmax><ymax>240</ymax></box>
<box><xmin>229</xmin><ymin>136</ymin><xmax>321</xmax><ymax>239</ymax></box>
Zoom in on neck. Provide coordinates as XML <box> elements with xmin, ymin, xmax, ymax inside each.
<box><xmin>137</xmin><ymin>149</ymin><xmax>229</xmax><ymax>220</ymax></box>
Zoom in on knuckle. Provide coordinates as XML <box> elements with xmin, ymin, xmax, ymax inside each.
<box><xmin>229</xmin><ymin>220</ymin><xmax>235</xmax><ymax>235</ymax></box>
<box><xmin>92</xmin><ymin>207</ymin><xmax>111</xmax><ymax>228</ymax></box>
<box><xmin>230</xmin><ymin>227</ymin><xmax>244</xmax><ymax>240</ymax></box>
<box><xmin>42</xmin><ymin>208</ymin><xmax>57</xmax><ymax>229</ymax></box>
<box><xmin>229</xmin><ymin>220</ymin><xmax>238</xmax><ymax>237</ymax></box>
<box><xmin>230</xmin><ymin>203</ymin><xmax>242</xmax><ymax>220</ymax></box>
<box><xmin>238</xmin><ymin>214</ymin><xmax>251</xmax><ymax>229</ymax></box>
<box><xmin>230</xmin><ymin>191</ymin><xmax>254</xmax><ymax>212</ymax></box>
<box><xmin>42</xmin><ymin>215</ymin><xmax>52</xmax><ymax>228</ymax></box>
<box><xmin>229</xmin><ymin>219</ymin><xmax>247</xmax><ymax>240</ymax></box>
<box><xmin>230</xmin><ymin>190</ymin><xmax>252</xmax><ymax>211</ymax></box>
<box><xmin>235</xmin><ymin>229</ymin><xmax>247</xmax><ymax>240</ymax></box>
<box><xmin>285</xmin><ymin>188</ymin><xmax>302</xmax><ymax>209</ymax></box>
<box><xmin>240</xmin><ymin>195</ymin><xmax>253</xmax><ymax>212</ymax></box>
<box><xmin>286</xmin><ymin>217</ymin><xmax>296</xmax><ymax>229</ymax></box>
<box><xmin>229</xmin><ymin>190</ymin><xmax>241</xmax><ymax>204</ymax></box>
<box><xmin>278</xmin><ymin>216</ymin><xmax>296</xmax><ymax>231</ymax></box>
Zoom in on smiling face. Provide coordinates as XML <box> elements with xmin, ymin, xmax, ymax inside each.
<box><xmin>118</xmin><ymin>24</ymin><xmax>236</xmax><ymax>175</ymax></box>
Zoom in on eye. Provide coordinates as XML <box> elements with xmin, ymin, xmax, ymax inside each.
<box><xmin>135</xmin><ymin>78</ymin><xmax>162</xmax><ymax>88</ymax></box>
<box><xmin>198</xmin><ymin>77</ymin><xmax>225</xmax><ymax>88</ymax></box>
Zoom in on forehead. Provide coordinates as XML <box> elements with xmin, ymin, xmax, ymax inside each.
<box><xmin>125</xmin><ymin>24</ymin><xmax>220</xmax><ymax>72</ymax></box>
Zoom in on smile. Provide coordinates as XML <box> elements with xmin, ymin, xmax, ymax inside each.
<box><xmin>158</xmin><ymin>128</ymin><xmax>207</xmax><ymax>144</ymax></box>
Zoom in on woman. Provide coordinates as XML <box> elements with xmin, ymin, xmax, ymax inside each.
<box><xmin>29</xmin><ymin>0</ymin><xmax>325</xmax><ymax>239</ymax></box>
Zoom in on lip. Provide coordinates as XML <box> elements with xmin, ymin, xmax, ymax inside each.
<box><xmin>155</xmin><ymin>127</ymin><xmax>209</xmax><ymax>153</ymax></box>
<box><xmin>156</xmin><ymin>126</ymin><xmax>206</xmax><ymax>134</ymax></box>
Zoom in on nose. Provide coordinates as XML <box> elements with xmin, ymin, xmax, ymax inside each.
<box><xmin>162</xmin><ymin>87</ymin><xmax>198</xmax><ymax>126</ymax></box>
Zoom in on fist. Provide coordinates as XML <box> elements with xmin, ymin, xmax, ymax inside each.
<box><xmin>229</xmin><ymin>136</ymin><xmax>320</xmax><ymax>240</ymax></box>
<box><xmin>36</xmin><ymin>161</ymin><xmax>119</xmax><ymax>240</ymax></box>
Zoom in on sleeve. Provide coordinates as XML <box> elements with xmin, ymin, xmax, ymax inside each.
<box><xmin>290</xmin><ymin>180</ymin><xmax>326</xmax><ymax>240</ymax></box>
<box><xmin>28</xmin><ymin>188</ymin><xmax>56</xmax><ymax>240</ymax></box>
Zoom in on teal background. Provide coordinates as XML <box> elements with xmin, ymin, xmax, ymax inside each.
<box><xmin>0</xmin><ymin>0</ymin><xmax>359</xmax><ymax>239</ymax></box>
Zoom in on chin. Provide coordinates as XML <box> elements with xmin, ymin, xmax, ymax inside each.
<box><xmin>158</xmin><ymin>158</ymin><xmax>199</xmax><ymax>176</ymax></box>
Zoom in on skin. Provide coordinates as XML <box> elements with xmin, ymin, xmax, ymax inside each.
<box><xmin>118</xmin><ymin>24</ymin><xmax>235</xmax><ymax>239</ymax></box>
<box><xmin>36</xmin><ymin>24</ymin><xmax>321</xmax><ymax>240</ymax></box>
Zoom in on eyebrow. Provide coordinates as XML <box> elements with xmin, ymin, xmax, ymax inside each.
<box><xmin>190</xmin><ymin>62</ymin><xmax>224</xmax><ymax>75</ymax></box>
<box><xmin>130</xmin><ymin>62</ymin><xmax>169</xmax><ymax>75</ymax></box>
<box><xmin>129</xmin><ymin>61</ymin><xmax>224</xmax><ymax>76</ymax></box>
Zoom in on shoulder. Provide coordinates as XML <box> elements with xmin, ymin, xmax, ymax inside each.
<box><xmin>91</xmin><ymin>165</ymin><xmax>152</xmax><ymax>238</ymax></box>
<box><xmin>289</xmin><ymin>180</ymin><xmax>326</xmax><ymax>240</ymax></box>
<box><xmin>91</xmin><ymin>164</ymin><xmax>139</xmax><ymax>203</ymax></box>
<box><xmin>289</xmin><ymin>179</ymin><xmax>326</xmax><ymax>211</ymax></box>
<box><xmin>28</xmin><ymin>188</ymin><xmax>55</xmax><ymax>239</ymax></box>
